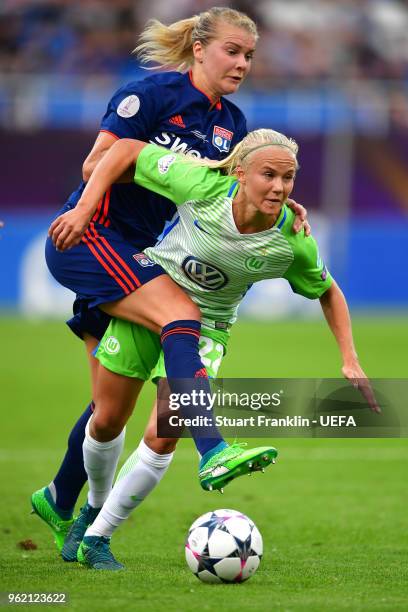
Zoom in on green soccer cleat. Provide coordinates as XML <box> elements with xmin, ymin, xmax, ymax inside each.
<box><xmin>30</xmin><ymin>487</ymin><xmax>74</xmax><ymax>552</ymax></box>
<box><xmin>77</xmin><ymin>536</ymin><xmax>124</xmax><ymax>570</ymax></box>
<box><xmin>199</xmin><ymin>443</ymin><xmax>278</xmax><ymax>492</ymax></box>
<box><xmin>61</xmin><ymin>502</ymin><xmax>101</xmax><ymax>562</ymax></box>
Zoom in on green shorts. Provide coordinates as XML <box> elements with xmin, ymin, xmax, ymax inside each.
<box><xmin>96</xmin><ymin>318</ymin><xmax>229</xmax><ymax>381</ymax></box>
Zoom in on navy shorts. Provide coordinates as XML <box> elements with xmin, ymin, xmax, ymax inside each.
<box><xmin>66</xmin><ymin>298</ymin><xmax>112</xmax><ymax>341</ymax></box>
<box><xmin>46</xmin><ymin>217</ymin><xmax>166</xmax><ymax>335</ymax></box>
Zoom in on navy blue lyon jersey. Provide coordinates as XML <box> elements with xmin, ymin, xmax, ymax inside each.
<box><xmin>67</xmin><ymin>70</ymin><xmax>247</xmax><ymax>250</ymax></box>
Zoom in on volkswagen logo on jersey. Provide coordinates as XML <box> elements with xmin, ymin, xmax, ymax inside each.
<box><xmin>182</xmin><ymin>256</ymin><xmax>228</xmax><ymax>290</ymax></box>
<box><xmin>212</xmin><ymin>126</ymin><xmax>233</xmax><ymax>153</ymax></box>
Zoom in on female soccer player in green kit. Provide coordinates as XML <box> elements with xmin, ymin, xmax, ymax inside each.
<box><xmin>51</xmin><ymin>128</ymin><xmax>379</xmax><ymax>569</ymax></box>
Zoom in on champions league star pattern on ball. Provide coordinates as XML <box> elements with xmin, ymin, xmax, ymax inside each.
<box><xmin>185</xmin><ymin>509</ymin><xmax>263</xmax><ymax>583</ymax></box>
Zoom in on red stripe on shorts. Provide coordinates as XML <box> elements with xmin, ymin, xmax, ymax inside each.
<box><xmin>92</xmin><ymin>193</ymin><xmax>106</xmax><ymax>225</ymax></box>
<box><xmin>84</xmin><ymin>225</ymin><xmax>137</xmax><ymax>292</ymax></box>
<box><xmin>82</xmin><ymin>232</ymin><xmax>131</xmax><ymax>295</ymax></box>
<box><xmin>98</xmin><ymin>187</ymin><xmax>111</xmax><ymax>227</ymax></box>
<box><xmin>89</xmin><ymin>225</ymin><xmax>142</xmax><ymax>288</ymax></box>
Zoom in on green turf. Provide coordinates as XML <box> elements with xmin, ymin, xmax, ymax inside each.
<box><xmin>0</xmin><ymin>317</ymin><xmax>407</xmax><ymax>611</ymax></box>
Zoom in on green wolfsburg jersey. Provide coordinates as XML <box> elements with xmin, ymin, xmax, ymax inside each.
<box><xmin>135</xmin><ymin>145</ymin><xmax>332</xmax><ymax>325</ymax></box>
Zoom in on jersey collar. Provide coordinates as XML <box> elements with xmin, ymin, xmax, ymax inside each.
<box><xmin>228</xmin><ymin>180</ymin><xmax>239</xmax><ymax>198</ymax></box>
<box><xmin>188</xmin><ymin>70</ymin><xmax>222</xmax><ymax>111</ymax></box>
<box><xmin>275</xmin><ymin>205</ymin><xmax>287</xmax><ymax>229</ymax></box>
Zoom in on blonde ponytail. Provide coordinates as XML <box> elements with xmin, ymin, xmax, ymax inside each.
<box><xmin>135</xmin><ymin>17</ymin><xmax>199</xmax><ymax>72</ymax></box>
<box><xmin>134</xmin><ymin>7</ymin><xmax>258</xmax><ymax>72</ymax></box>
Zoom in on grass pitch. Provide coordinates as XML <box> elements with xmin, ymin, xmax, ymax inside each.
<box><xmin>0</xmin><ymin>317</ymin><xmax>407</xmax><ymax>611</ymax></box>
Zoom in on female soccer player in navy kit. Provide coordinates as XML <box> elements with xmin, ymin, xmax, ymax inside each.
<box><xmin>31</xmin><ymin>7</ymin><xmax>308</xmax><ymax>557</ymax></box>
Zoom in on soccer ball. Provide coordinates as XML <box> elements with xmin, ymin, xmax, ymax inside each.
<box><xmin>185</xmin><ymin>509</ymin><xmax>263</xmax><ymax>583</ymax></box>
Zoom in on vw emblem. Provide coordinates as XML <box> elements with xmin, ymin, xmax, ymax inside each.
<box><xmin>182</xmin><ymin>256</ymin><xmax>228</xmax><ymax>290</ymax></box>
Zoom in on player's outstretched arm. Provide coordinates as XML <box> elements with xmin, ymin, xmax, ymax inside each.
<box><xmin>49</xmin><ymin>139</ymin><xmax>146</xmax><ymax>251</ymax></box>
<box><xmin>319</xmin><ymin>281</ymin><xmax>381</xmax><ymax>413</ymax></box>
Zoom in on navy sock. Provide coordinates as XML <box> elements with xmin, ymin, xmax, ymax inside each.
<box><xmin>52</xmin><ymin>402</ymin><xmax>93</xmax><ymax>511</ymax></box>
<box><xmin>160</xmin><ymin>320</ymin><xmax>225</xmax><ymax>457</ymax></box>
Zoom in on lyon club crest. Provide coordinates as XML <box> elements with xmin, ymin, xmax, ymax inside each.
<box><xmin>212</xmin><ymin>126</ymin><xmax>233</xmax><ymax>153</ymax></box>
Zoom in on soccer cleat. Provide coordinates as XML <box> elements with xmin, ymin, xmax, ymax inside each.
<box><xmin>199</xmin><ymin>443</ymin><xmax>278</xmax><ymax>492</ymax></box>
<box><xmin>30</xmin><ymin>487</ymin><xmax>74</xmax><ymax>552</ymax></box>
<box><xmin>61</xmin><ymin>502</ymin><xmax>101</xmax><ymax>562</ymax></box>
<box><xmin>77</xmin><ymin>536</ymin><xmax>124</xmax><ymax>570</ymax></box>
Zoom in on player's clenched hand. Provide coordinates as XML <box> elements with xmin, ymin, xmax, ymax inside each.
<box><xmin>286</xmin><ymin>199</ymin><xmax>311</xmax><ymax>236</ymax></box>
<box><xmin>48</xmin><ymin>208</ymin><xmax>93</xmax><ymax>251</ymax></box>
<box><xmin>342</xmin><ymin>361</ymin><xmax>381</xmax><ymax>413</ymax></box>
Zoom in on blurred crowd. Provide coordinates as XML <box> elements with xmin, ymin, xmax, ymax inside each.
<box><xmin>0</xmin><ymin>0</ymin><xmax>408</xmax><ymax>82</ymax></box>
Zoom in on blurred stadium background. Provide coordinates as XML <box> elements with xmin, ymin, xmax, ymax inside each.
<box><xmin>1</xmin><ymin>0</ymin><xmax>408</xmax><ymax>319</ymax></box>
<box><xmin>1</xmin><ymin>4</ymin><xmax>407</xmax><ymax>607</ymax></box>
